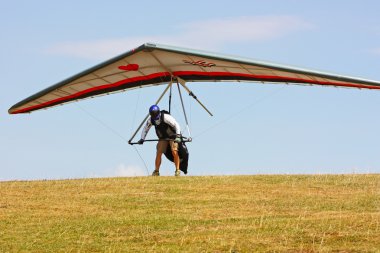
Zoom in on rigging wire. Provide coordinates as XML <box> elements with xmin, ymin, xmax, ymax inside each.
<box><xmin>75</xmin><ymin>103</ymin><xmax>150</xmax><ymax>175</ymax></box>
<box><xmin>193</xmin><ymin>85</ymin><xmax>287</xmax><ymax>139</ymax></box>
<box><xmin>74</xmin><ymin>84</ymin><xmax>286</xmax><ymax>176</ymax></box>
<box><xmin>176</xmin><ymin>82</ymin><xmax>192</xmax><ymax>138</ymax></box>
<box><xmin>189</xmin><ymin>91</ymin><xmax>192</xmax><ymax>133</ymax></box>
<box><xmin>130</xmin><ymin>88</ymin><xmax>141</xmax><ymax>136</ymax></box>
<box><xmin>129</xmin><ymin>89</ymin><xmax>151</xmax><ymax>175</ymax></box>
<box><xmin>131</xmin><ymin>145</ymin><xmax>150</xmax><ymax>175</ymax></box>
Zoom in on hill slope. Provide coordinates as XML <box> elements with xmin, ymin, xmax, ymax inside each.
<box><xmin>1</xmin><ymin>175</ymin><xmax>379</xmax><ymax>252</ymax></box>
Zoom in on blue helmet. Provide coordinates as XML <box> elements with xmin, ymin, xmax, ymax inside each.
<box><xmin>149</xmin><ymin>105</ymin><xmax>160</xmax><ymax>120</ymax></box>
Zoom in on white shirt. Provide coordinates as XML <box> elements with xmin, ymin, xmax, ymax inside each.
<box><xmin>141</xmin><ymin>113</ymin><xmax>181</xmax><ymax>140</ymax></box>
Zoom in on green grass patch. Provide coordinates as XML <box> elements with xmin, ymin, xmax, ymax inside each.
<box><xmin>1</xmin><ymin>175</ymin><xmax>379</xmax><ymax>252</ymax></box>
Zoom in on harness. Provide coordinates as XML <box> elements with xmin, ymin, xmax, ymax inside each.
<box><xmin>151</xmin><ymin>110</ymin><xmax>176</xmax><ymax>139</ymax></box>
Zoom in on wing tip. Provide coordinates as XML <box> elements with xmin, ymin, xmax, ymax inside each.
<box><xmin>8</xmin><ymin>104</ymin><xmax>28</xmax><ymax>114</ymax></box>
<box><xmin>8</xmin><ymin>108</ymin><xmax>17</xmax><ymax>115</ymax></box>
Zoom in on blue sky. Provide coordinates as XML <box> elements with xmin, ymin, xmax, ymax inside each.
<box><xmin>1</xmin><ymin>0</ymin><xmax>380</xmax><ymax>180</ymax></box>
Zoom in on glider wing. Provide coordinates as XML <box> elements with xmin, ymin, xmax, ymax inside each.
<box><xmin>9</xmin><ymin>43</ymin><xmax>380</xmax><ymax>114</ymax></box>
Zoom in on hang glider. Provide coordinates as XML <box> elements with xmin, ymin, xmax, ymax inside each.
<box><xmin>9</xmin><ymin>42</ymin><xmax>380</xmax><ymax>114</ymax></box>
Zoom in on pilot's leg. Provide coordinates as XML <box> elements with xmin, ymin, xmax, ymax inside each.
<box><xmin>170</xmin><ymin>141</ymin><xmax>180</xmax><ymax>176</ymax></box>
<box><xmin>153</xmin><ymin>140</ymin><xmax>168</xmax><ymax>176</ymax></box>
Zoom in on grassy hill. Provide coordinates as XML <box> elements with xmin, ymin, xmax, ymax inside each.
<box><xmin>0</xmin><ymin>175</ymin><xmax>379</xmax><ymax>252</ymax></box>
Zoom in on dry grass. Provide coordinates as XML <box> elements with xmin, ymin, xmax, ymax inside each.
<box><xmin>0</xmin><ymin>174</ymin><xmax>379</xmax><ymax>252</ymax></box>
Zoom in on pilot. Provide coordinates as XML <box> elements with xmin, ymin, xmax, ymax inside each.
<box><xmin>138</xmin><ymin>105</ymin><xmax>182</xmax><ymax>176</ymax></box>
